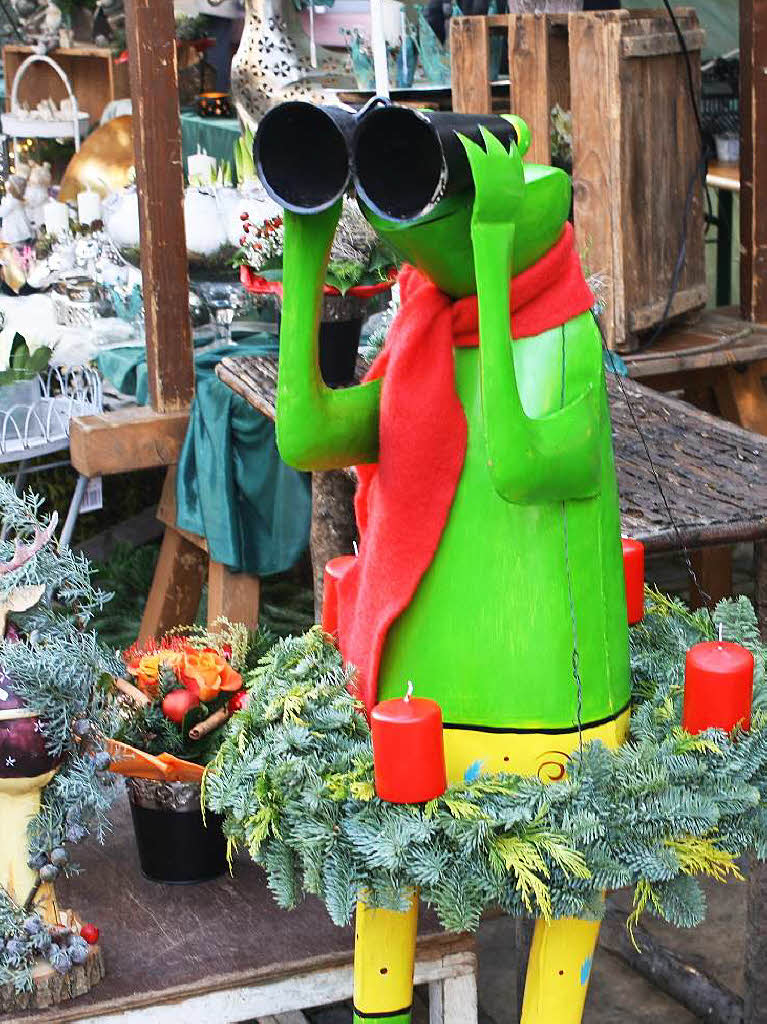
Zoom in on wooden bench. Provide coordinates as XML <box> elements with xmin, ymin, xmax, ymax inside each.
<box><xmin>5</xmin><ymin>795</ymin><xmax>477</xmax><ymax>1024</ymax></box>
<box><xmin>621</xmin><ymin>307</ymin><xmax>767</xmax><ymax>436</ymax></box>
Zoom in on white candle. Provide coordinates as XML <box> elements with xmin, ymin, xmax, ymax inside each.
<box><xmin>77</xmin><ymin>189</ymin><xmax>101</xmax><ymax>226</ymax></box>
<box><xmin>43</xmin><ymin>200</ymin><xmax>70</xmax><ymax>237</ymax></box>
<box><xmin>188</xmin><ymin>152</ymin><xmax>217</xmax><ymax>183</ymax></box>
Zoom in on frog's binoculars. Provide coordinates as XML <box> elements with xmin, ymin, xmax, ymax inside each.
<box><xmin>254</xmin><ymin>101</ymin><xmax>356</xmax><ymax>213</ymax></box>
<box><xmin>352</xmin><ymin>106</ymin><xmax>518</xmax><ymax>222</ymax></box>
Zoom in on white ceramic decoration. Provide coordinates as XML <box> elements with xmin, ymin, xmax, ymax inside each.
<box><xmin>183</xmin><ymin>188</ymin><xmax>228</xmax><ymax>257</ymax></box>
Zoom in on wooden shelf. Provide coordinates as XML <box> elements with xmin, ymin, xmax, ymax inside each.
<box><xmin>2</xmin><ymin>44</ymin><xmax>129</xmax><ymax>123</ymax></box>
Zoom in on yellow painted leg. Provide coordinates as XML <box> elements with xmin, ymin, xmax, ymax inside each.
<box><xmin>353</xmin><ymin>889</ymin><xmax>418</xmax><ymax>1023</ymax></box>
<box><xmin>443</xmin><ymin>710</ymin><xmax>630</xmax><ymax>1024</ymax></box>
<box><xmin>520</xmin><ymin>916</ymin><xmax>601</xmax><ymax>1024</ymax></box>
<box><xmin>0</xmin><ymin>772</ymin><xmax>57</xmax><ymax>921</ymax></box>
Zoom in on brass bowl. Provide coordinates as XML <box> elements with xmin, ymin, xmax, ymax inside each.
<box><xmin>196</xmin><ymin>92</ymin><xmax>233</xmax><ymax>118</ymax></box>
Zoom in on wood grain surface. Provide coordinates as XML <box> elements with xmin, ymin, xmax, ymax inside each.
<box><xmin>4</xmin><ymin>794</ymin><xmax>464</xmax><ymax>1023</ymax></box>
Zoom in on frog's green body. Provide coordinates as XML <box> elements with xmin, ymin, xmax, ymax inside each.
<box><xmin>274</xmin><ymin>121</ymin><xmax>630</xmax><ymax>1024</ymax></box>
<box><xmin>379</xmin><ymin>315</ymin><xmax>629</xmax><ymax>730</ymax></box>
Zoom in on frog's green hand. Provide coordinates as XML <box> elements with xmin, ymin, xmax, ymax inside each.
<box><xmin>457</xmin><ymin>129</ymin><xmax>601</xmax><ymax>504</ymax></box>
<box><xmin>276</xmin><ymin>205</ymin><xmax>381</xmax><ymax>471</ymax></box>
<box><xmin>460</xmin><ymin>126</ymin><xmax>525</xmax><ymax>225</ymax></box>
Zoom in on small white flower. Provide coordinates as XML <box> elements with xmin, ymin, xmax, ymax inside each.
<box><xmin>5</xmin><ymin>756</ymin><xmax>16</xmax><ymax>767</ymax></box>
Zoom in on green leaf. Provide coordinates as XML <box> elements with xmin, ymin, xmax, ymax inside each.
<box><xmin>27</xmin><ymin>347</ymin><xmax>52</xmax><ymax>374</ymax></box>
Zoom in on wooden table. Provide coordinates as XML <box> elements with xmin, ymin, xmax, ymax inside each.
<box><xmin>6</xmin><ymin>794</ymin><xmax>476</xmax><ymax>1024</ymax></box>
<box><xmin>621</xmin><ymin>307</ymin><xmax>767</xmax><ymax>437</ymax></box>
<box><xmin>217</xmin><ymin>354</ymin><xmax>767</xmax><ymax>622</ymax></box>
<box><xmin>706</xmin><ymin>160</ymin><xmax>740</xmax><ymax>308</ymax></box>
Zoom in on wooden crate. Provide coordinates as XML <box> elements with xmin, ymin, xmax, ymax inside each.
<box><xmin>2</xmin><ymin>44</ymin><xmax>129</xmax><ymax>124</ymax></box>
<box><xmin>450</xmin><ymin>9</ymin><xmax>707</xmax><ymax>353</ymax></box>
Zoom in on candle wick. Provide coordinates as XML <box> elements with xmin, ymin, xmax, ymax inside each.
<box><xmin>719</xmin><ymin>623</ymin><xmax>724</xmax><ymax>644</ymax></box>
<box><xmin>404</xmin><ymin>680</ymin><xmax>413</xmax><ymax>702</ymax></box>
<box><xmin>353</xmin><ymin>541</ymin><xmax>359</xmax><ymax>557</ymax></box>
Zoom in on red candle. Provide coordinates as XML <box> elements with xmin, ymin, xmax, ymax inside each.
<box><xmin>321</xmin><ymin>555</ymin><xmax>356</xmax><ymax>637</ymax></box>
<box><xmin>682</xmin><ymin>637</ymin><xmax>754</xmax><ymax>734</ymax></box>
<box><xmin>371</xmin><ymin>683</ymin><xmax>447</xmax><ymax>803</ymax></box>
<box><xmin>622</xmin><ymin>538</ymin><xmax>645</xmax><ymax>625</ymax></box>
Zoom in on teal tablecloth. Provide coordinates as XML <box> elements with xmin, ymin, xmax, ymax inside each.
<box><xmin>97</xmin><ymin>337</ymin><xmax>311</xmax><ymax>577</ymax></box>
<box><xmin>181</xmin><ymin>112</ymin><xmax>241</xmax><ymax>175</ymax></box>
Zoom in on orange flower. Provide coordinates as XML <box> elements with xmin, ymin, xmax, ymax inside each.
<box><xmin>179</xmin><ymin>648</ymin><xmax>242</xmax><ymax>702</ymax></box>
<box><xmin>127</xmin><ymin>650</ymin><xmax>183</xmax><ymax>694</ymax></box>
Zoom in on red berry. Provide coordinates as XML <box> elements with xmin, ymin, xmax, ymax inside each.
<box><xmin>80</xmin><ymin>923</ymin><xmax>99</xmax><ymax>945</ymax></box>
<box><xmin>240</xmin><ymin>236</ymin><xmax>247</xmax><ymax>246</ymax></box>
<box><xmin>161</xmin><ymin>689</ymin><xmax>199</xmax><ymax>725</ymax></box>
<box><xmin>240</xmin><ymin>211</ymin><xmax>248</xmax><ymax>221</ymax></box>
<box><xmin>227</xmin><ymin>689</ymin><xmax>249</xmax><ymax>714</ymax></box>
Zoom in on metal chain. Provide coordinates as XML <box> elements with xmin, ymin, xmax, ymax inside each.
<box><xmin>560</xmin><ymin>328</ymin><xmax>584</xmax><ymax>756</ymax></box>
<box><xmin>603</xmin><ymin>341</ymin><xmax>714</xmax><ymax>616</ymax></box>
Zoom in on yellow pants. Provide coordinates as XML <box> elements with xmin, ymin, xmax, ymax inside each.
<box><xmin>352</xmin><ymin>708</ymin><xmax>630</xmax><ymax>1024</ymax></box>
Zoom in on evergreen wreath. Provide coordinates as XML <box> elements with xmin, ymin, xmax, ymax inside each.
<box><xmin>205</xmin><ymin>591</ymin><xmax>767</xmax><ymax>934</ymax></box>
<box><xmin>0</xmin><ymin>480</ymin><xmax>120</xmax><ymax>993</ymax></box>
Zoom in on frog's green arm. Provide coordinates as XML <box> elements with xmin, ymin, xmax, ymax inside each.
<box><xmin>276</xmin><ymin>205</ymin><xmax>381</xmax><ymax>471</ymax></box>
<box><xmin>463</xmin><ymin>132</ymin><xmax>602</xmax><ymax>504</ymax></box>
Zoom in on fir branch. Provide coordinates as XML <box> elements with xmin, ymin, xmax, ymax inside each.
<box><xmin>205</xmin><ymin>598</ymin><xmax>767</xmax><ymax>935</ymax></box>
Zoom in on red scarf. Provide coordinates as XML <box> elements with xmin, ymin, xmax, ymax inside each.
<box><xmin>336</xmin><ymin>223</ymin><xmax>594</xmax><ymax>714</ymax></box>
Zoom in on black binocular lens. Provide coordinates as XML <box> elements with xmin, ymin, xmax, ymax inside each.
<box><xmin>254</xmin><ymin>102</ymin><xmax>354</xmax><ymax>213</ymax></box>
<box><xmin>254</xmin><ymin>100</ymin><xmax>519</xmax><ymax>222</ymax></box>
<box><xmin>353</xmin><ymin>105</ymin><xmax>446</xmax><ymax>223</ymax></box>
<box><xmin>353</xmin><ymin>106</ymin><xmax>518</xmax><ymax>222</ymax></box>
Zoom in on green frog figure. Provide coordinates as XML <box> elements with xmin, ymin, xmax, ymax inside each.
<box><xmin>267</xmin><ymin>104</ymin><xmax>631</xmax><ymax>1024</ymax></box>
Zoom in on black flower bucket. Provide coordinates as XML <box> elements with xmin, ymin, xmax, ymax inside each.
<box><xmin>126</xmin><ymin>779</ymin><xmax>227</xmax><ymax>884</ymax></box>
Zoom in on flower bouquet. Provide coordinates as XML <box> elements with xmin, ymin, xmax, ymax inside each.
<box><xmin>104</xmin><ymin>621</ymin><xmax>265</xmax><ymax>883</ymax></box>
<box><xmin>237</xmin><ymin>196</ymin><xmax>398</xmax><ymax>386</ymax></box>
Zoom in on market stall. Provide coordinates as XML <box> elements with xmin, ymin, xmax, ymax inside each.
<box><xmin>3</xmin><ymin>0</ymin><xmax>767</xmax><ymax>1022</ymax></box>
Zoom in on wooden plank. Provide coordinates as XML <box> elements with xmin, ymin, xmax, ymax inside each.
<box><xmin>69</xmin><ymin>408</ymin><xmax>190</xmax><ymax>477</ymax></box>
<box><xmin>746</xmin><ymin>858</ymin><xmax>767</xmax><ymax>1023</ymax></box>
<box><xmin>755</xmin><ymin>541</ymin><xmax>767</xmax><ymax>639</ymax></box>
<box><xmin>155</xmin><ymin>466</ymin><xmax>209</xmax><ymax>553</ymax></box>
<box><xmin>689</xmin><ymin>545</ymin><xmax>733</xmax><ymax>609</ymax></box>
<box><xmin>25</xmin><ymin>949</ymin><xmax>477</xmax><ymax>1024</ymax></box>
<box><xmin>207</xmin><ymin>561</ymin><xmax>261</xmax><ymax>631</ymax></box>
<box><xmin>429</xmin><ymin>972</ymin><xmax>477</xmax><ymax>1024</ymax></box>
<box><xmin>618</xmin><ymin>11</ymin><xmax>704</xmax><ymax>351</ymax></box>
<box><xmin>124</xmin><ymin>0</ymin><xmax>195</xmax><ymax>412</ymax></box>
<box><xmin>259</xmin><ymin>1013</ymin><xmax>310</xmax><ymax>1024</ymax></box>
<box><xmin>507</xmin><ymin>14</ymin><xmax>551</xmax><ymax>165</ymax></box>
<box><xmin>569</xmin><ymin>12</ymin><xmax>625</xmax><ymax>351</ymax></box>
<box><xmin>450</xmin><ymin>16</ymin><xmax>492</xmax><ymax>115</ymax></box>
<box><xmin>619</xmin><ymin>27</ymin><xmax>705</xmax><ymax>58</ymax></box>
<box><xmin>713</xmin><ymin>362</ymin><xmax>767</xmax><ymax>434</ymax></box>
<box><xmin>740</xmin><ymin>0</ymin><xmax>767</xmax><ymax>323</ymax></box>
<box><xmin>627</xmin><ymin>283</ymin><xmax>708</xmax><ymax>332</ymax></box>
<box><xmin>138</xmin><ymin>526</ymin><xmax>206</xmax><ymax>642</ymax></box>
